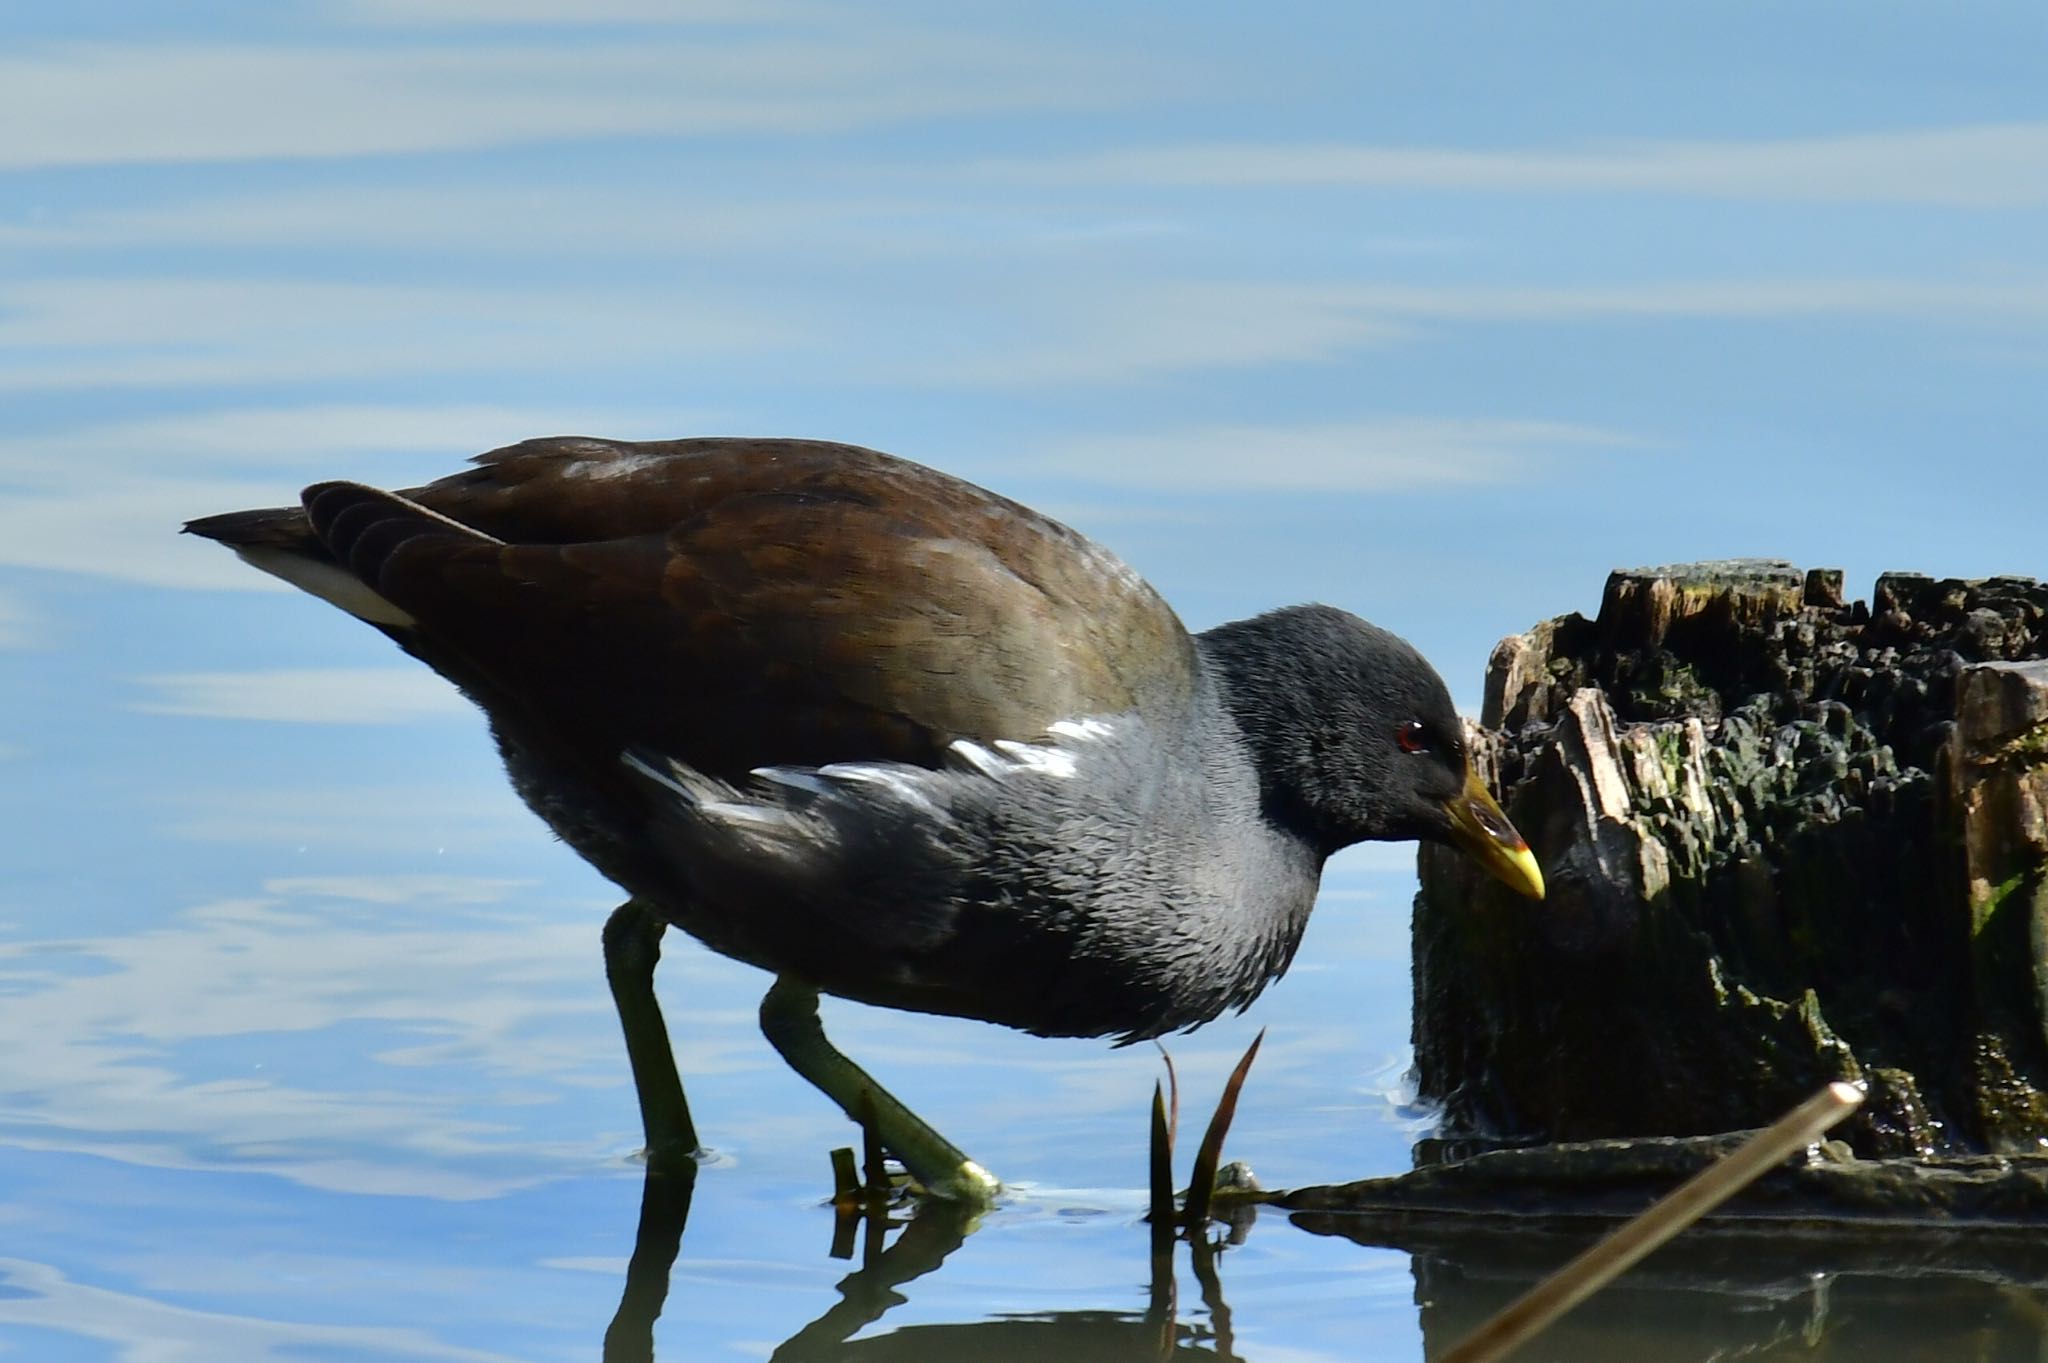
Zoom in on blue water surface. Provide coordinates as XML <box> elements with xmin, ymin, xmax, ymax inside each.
<box><xmin>5</xmin><ymin>2</ymin><xmax>2047</xmax><ymax>1356</ymax></box>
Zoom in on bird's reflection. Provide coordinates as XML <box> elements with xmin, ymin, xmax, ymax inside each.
<box><xmin>601</xmin><ymin>1160</ymin><xmax>1248</xmax><ymax>1363</ymax></box>
<box><xmin>771</xmin><ymin>1194</ymin><xmax>976</xmax><ymax>1361</ymax></box>
<box><xmin>601</xmin><ymin>1161</ymin><xmax>699</xmax><ymax>1363</ymax></box>
<box><xmin>599</xmin><ymin>1146</ymin><xmax>2048</xmax><ymax>1362</ymax></box>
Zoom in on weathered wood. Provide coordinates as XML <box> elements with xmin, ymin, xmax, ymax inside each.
<box><xmin>1273</xmin><ymin>1133</ymin><xmax>2048</xmax><ymax>1230</ymax></box>
<box><xmin>1416</xmin><ymin>562</ymin><xmax>2048</xmax><ymax>1157</ymax></box>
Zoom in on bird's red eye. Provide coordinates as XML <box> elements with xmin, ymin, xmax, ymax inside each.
<box><xmin>1397</xmin><ymin>720</ymin><xmax>1428</xmax><ymax>754</ymax></box>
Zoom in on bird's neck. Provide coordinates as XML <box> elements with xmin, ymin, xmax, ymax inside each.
<box><xmin>1193</xmin><ymin>623</ymin><xmax>1342</xmax><ymax>857</ymax></box>
<box><xmin>1116</xmin><ymin>675</ymin><xmax>1328</xmax><ymax>1029</ymax></box>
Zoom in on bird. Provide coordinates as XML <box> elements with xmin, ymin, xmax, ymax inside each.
<box><xmin>185</xmin><ymin>436</ymin><xmax>1544</xmax><ymax>1202</ymax></box>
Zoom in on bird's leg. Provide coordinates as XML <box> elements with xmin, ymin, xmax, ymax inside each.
<box><xmin>603</xmin><ymin>900</ymin><xmax>700</xmax><ymax>1167</ymax></box>
<box><xmin>758</xmin><ymin>976</ymin><xmax>1001</xmax><ymax>1206</ymax></box>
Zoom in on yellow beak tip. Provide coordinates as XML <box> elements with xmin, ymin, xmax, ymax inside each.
<box><xmin>1505</xmin><ymin>847</ymin><xmax>1546</xmax><ymax>900</ymax></box>
<box><xmin>1448</xmin><ymin>770</ymin><xmax>1546</xmax><ymax>901</ymax></box>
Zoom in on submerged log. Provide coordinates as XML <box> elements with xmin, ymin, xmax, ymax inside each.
<box><xmin>1277</xmin><ymin>1138</ymin><xmax>2048</xmax><ymax>1363</ymax></box>
<box><xmin>1275</xmin><ymin>1133</ymin><xmax>2048</xmax><ymax>1230</ymax></box>
<box><xmin>1415</xmin><ymin>561</ymin><xmax>2048</xmax><ymax>1158</ymax></box>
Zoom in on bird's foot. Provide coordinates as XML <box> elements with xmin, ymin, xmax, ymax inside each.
<box><xmin>760</xmin><ymin>976</ymin><xmax>1002</xmax><ymax>1209</ymax></box>
<box><xmin>910</xmin><ymin>1157</ymin><xmax>1001</xmax><ymax>1205</ymax></box>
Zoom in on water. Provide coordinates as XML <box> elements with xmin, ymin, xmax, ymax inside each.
<box><xmin>7</xmin><ymin>4</ymin><xmax>2045</xmax><ymax>1354</ymax></box>
<box><xmin>0</xmin><ymin>572</ymin><xmax>1437</xmax><ymax>1360</ymax></box>
<box><xmin>0</xmin><ymin>442</ymin><xmax>1492</xmax><ymax>1363</ymax></box>
<box><xmin>10</xmin><ymin>579</ymin><xmax>2048</xmax><ymax>1361</ymax></box>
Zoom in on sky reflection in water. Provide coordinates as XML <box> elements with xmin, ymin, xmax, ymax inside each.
<box><xmin>5</xmin><ymin>1</ymin><xmax>2048</xmax><ymax>1358</ymax></box>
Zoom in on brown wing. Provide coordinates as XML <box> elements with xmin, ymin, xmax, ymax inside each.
<box><xmin>264</xmin><ymin>437</ymin><xmax>1196</xmax><ymax>779</ymax></box>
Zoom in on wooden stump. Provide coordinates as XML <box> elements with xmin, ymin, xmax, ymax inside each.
<box><xmin>1416</xmin><ymin>563</ymin><xmax>2048</xmax><ymax>1156</ymax></box>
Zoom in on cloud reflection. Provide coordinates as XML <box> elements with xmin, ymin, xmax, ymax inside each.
<box><xmin>339</xmin><ymin>0</ymin><xmax>814</xmax><ymax>25</ymax></box>
<box><xmin>0</xmin><ymin>876</ymin><xmax>705</xmax><ymax>1199</ymax></box>
<box><xmin>155</xmin><ymin>782</ymin><xmax>537</xmax><ymax>852</ymax></box>
<box><xmin>1047</xmin><ymin>418</ymin><xmax>1638</xmax><ymax>492</ymax></box>
<box><xmin>0</xmin><ymin>1257</ymin><xmax>529</xmax><ymax>1363</ymax></box>
<box><xmin>0</xmin><ymin>30</ymin><xmax>1140</xmax><ymax>170</ymax></box>
<box><xmin>131</xmin><ymin>669</ymin><xmax>471</xmax><ymax>724</ymax></box>
<box><xmin>983</xmin><ymin>123</ymin><xmax>2048</xmax><ymax>207</ymax></box>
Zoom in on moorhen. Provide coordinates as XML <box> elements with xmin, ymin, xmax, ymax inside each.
<box><xmin>186</xmin><ymin>436</ymin><xmax>1543</xmax><ymax>1202</ymax></box>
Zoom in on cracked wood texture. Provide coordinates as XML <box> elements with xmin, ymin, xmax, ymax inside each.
<box><xmin>1417</xmin><ymin>561</ymin><xmax>2048</xmax><ymax>1157</ymax></box>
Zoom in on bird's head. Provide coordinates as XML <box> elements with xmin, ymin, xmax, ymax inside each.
<box><xmin>1198</xmin><ymin>604</ymin><xmax>1544</xmax><ymax>899</ymax></box>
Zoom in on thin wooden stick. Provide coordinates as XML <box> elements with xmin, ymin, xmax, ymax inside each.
<box><xmin>1434</xmin><ymin>1081</ymin><xmax>1864</xmax><ymax>1363</ymax></box>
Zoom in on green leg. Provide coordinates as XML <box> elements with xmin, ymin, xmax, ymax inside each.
<box><xmin>603</xmin><ymin>900</ymin><xmax>700</xmax><ymax>1166</ymax></box>
<box><xmin>758</xmin><ymin>976</ymin><xmax>1000</xmax><ymax>1205</ymax></box>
